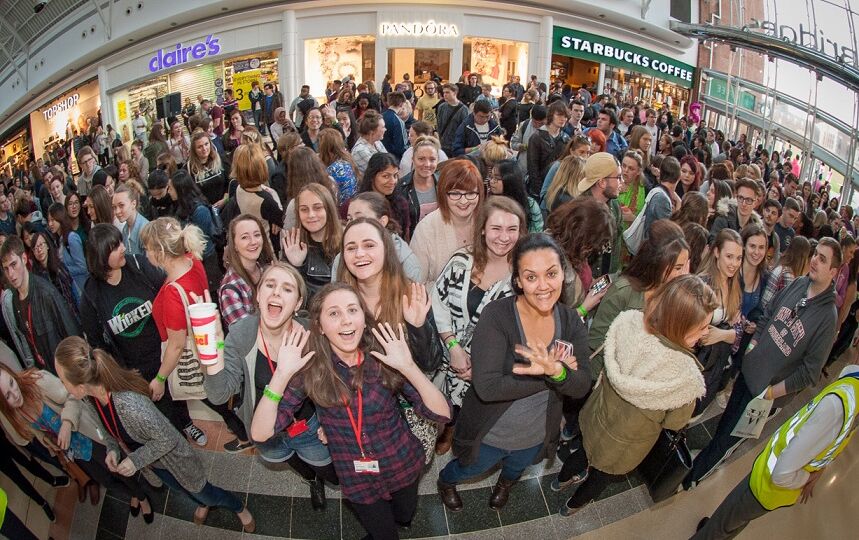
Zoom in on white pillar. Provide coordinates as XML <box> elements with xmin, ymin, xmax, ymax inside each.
<box><xmin>597</xmin><ymin>64</ymin><xmax>606</xmax><ymax>96</ymax></box>
<box><xmin>281</xmin><ymin>10</ymin><xmax>297</xmax><ymax>107</ymax></box>
<box><xmin>536</xmin><ymin>16</ymin><xmax>553</xmax><ymax>81</ymax></box>
<box><xmin>97</xmin><ymin>65</ymin><xmax>113</xmax><ymax>128</ymax></box>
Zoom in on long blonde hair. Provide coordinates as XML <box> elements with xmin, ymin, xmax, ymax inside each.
<box><xmin>140</xmin><ymin>216</ymin><xmax>207</xmax><ymax>262</ymax></box>
<box><xmin>546</xmin><ymin>155</ymin><xmax>586</xmax><ymax>209</ymax></box>
<box><xmin>697</xmin><ymin>229</ymin><xmax>743</xmax><ymax>322</ymax></box>
<box><xmin>295</xmin><ymin>184</ymin><xmax>342</xmax><ymax>260</ymax></box>
<box><xmin>187</xmin><ymin>130</ymin><xmax>223</xmax><ymax>181</ymax></box>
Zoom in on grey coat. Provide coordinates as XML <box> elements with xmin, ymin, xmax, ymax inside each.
<box><xmin>99</xmin><ymin>391</ymin><xmax>206</xmax><ymax>493</ymax></box>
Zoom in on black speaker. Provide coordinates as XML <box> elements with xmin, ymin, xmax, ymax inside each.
<box><xmin>167</xmin><ymin>92</ymin><xmax>181</xmax><ymax>116</ymax></box>
<box><xmin>155</xmin><ymin>97</ymin><xmax>167</xmax><ymax>119</ymax></box>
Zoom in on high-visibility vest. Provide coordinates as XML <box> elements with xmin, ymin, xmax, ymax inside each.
<box><xmin>749</xmin><ymin>374</ymin><xmax>859</xmax><ymax>511</ymax></box>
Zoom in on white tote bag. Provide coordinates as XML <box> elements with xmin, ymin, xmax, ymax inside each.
<box><xmin>623</xmin><ymin>187</ymin><xmax>669</xmax><ymax>255</ymax></box>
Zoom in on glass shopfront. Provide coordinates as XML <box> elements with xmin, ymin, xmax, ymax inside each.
<box><xmin>0</xmin><ymin>125</ymin><xmax>31</xmax><ymax>177</ymax></box>
<box><xmin>29</xmin><ymin>79</ymin><xmax>101</xmax><ymax>164</ymax></box>
<box><xmin>305</xmin><ymin>36</ymin><xmax>376</xmax><ymax>97</ymax></box>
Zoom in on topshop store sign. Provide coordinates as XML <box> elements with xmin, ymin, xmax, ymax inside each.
<box><xmin>553</xmin><ymin>26</ymin><xmax>694</xmax><ymax>88</ymax></box>
<box><xmin>149</xmin><ymin>34</ymin><xmax>222</xmax><ymax>73</ymax></box>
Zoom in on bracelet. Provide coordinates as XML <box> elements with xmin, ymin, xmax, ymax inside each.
<box><xmin>446</xmin><ymin>338</ymin><xmax>460</xmax><ymax>350</ymax></box>
<box><xmin>263</xmin><ymin>385</ymin><xmax>282</xmax><ymax>403</ymax></box>
<box><xmin>216</xmin><ymin>340</ymin><xmax>225</xmax><ymax>350</ymax></box>
<box><xmin>155</xmin><ymin>373</ymin><xmax>166</xmax><ymax>383</ymax></box>
<box><xmin>550</xmin><ymin>365</ymin><xmax>567</xmax><ymax>382</ymax></box>
<box><xmin>576</xmin><ymin>305</ymin><xmax>588</xmax><ymax>318</ymax></box>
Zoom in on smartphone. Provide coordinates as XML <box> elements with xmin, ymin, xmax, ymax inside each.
<box><xmin>590</xmin><ymin>274</ymin><xmax>612</xmax><ymax>295</ymax></box>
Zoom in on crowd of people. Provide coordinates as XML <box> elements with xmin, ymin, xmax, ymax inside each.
<box><xmin>0</xmin><ymin>69</ymin><xmax>856</xmax><ymax>540</ymax></box>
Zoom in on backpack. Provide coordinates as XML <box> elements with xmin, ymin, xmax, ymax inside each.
<box><xmin>204</xmin><ymin>204</ymin><xmax>226</xmax><ymax>251</ymax></box>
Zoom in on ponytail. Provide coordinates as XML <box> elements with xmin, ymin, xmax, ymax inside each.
<box><xmin>54</xmin><ymin>337</ymin><xmax>151</xmax><ymax>397</ymax></box>
<box><xmin>140</xmin><ymin>216</ymin><xmax>207</xmax><ymax>262</ymax></box>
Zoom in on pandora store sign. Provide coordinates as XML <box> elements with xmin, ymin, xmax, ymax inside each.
<box><xmin>379</xmin><ymin>20</ymin><xmax>460</xmax><ymax>37</ymax></box>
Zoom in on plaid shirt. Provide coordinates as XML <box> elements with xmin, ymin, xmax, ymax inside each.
<box><xmin>276</xmin><ymin>355</ymin><xmax>450</xmax><ymax>504</ymax></box>
<box><xmin>218</xmin><ymin>267</ymin><xmax>255</xmax><ymax>327</ymax></box>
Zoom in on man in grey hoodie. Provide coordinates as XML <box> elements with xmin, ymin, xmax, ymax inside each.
<box><xmin>685</xmin><ymin>237</ymin><xmax>842</xmax><ymax>488</ymax></box>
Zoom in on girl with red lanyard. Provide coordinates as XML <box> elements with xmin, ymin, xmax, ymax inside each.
<box><xmin>139</xmin><ymin>217</ymin><xmax>250</xmax><ymax>451</ymax></box>
<box><xmin>54</xmin><ymin>336</ymin><xmax>256</xmax><ymax>531</ymax></box>
<box><xmin>251</xmin><ymin>283</ymin><xmax>451</xmax><ymax>539</ymax></box>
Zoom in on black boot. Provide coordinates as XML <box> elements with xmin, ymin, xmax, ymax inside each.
<box><xmin>308</xmin><ymin>476</ymin><xmax>326</xmax><ymax>511</ymax></box>
<box><xmin>41</xmin><ymin>501</ymin><xmax>56</xmax><ymax>522</ymax></box>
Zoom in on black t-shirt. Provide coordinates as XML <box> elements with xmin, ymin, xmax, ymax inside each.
<box><xmin>253</xmin><ymin>350</ymin><xmax>315</xmax><ymax>422</ymax></box>
<box><xmin>774</xmin><ymin>222</ymin><xmax>796</xmax><ymax>253</ymax></box>
<box><xmin>81</xmin><ymin>255</ymin><xmax>165</xmax><ymax>379</ymax></box>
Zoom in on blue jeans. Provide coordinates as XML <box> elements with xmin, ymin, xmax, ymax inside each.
<box><xmin>440</xmin><ymin>442</ymin><xmax>542</xmax><ymax>484</ymax></box>
<box><xmin>255</xmin><ymin>413</ymin><xmax>331</xmax><ymax>466</ymax></box>
<box><xmin>154</xmin><ymin>468</ymin><xmax>243</xmax><ymax>513</ymax></box>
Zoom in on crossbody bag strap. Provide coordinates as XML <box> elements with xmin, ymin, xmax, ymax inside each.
<box><xmin>168</xmin><ymin>282</ymin><xmax>196</xmax><ymax>343</ymax></box>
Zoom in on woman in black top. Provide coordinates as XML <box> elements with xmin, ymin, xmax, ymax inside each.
<box><xmin>27</xmin><ymin>231</ymin><xmax>78</xmax><ymax>315</ymax></box>
<box><xmin>79</xmin><ymin>224</ymin><xmax>203</xmax><ymax>439</ymax></box>
<box><xmin>187</xmin><ymin>130</ymin><xmax>226</xmax><ymax>206</ymax></box>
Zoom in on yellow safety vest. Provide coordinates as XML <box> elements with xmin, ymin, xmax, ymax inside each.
<box><xmin>749</xmin><ymin>375</ymin><xmax>859</xmax><ymax>510</ymax></box>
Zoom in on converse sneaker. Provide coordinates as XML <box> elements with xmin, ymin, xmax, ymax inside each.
<box><xmin>223</xmin><ymin>438</ymin><xmax>254</xmax><ymax>454</ymax></box>
<box><xmin>184</xmin><ymin>424</ymin><xmax>208</xmax><ymax>446</ymax></box>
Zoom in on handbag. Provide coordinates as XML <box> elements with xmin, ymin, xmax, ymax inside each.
<box><xmin>161</xmin><ymin>282</ymin><xmax>207</xmax><ymax>401</ymax></box>
<box><xmin>622</xmin><ymin>186</ymin><xmax>668</xmax><ymax>255</ymax></box>
<box><xmin>397</xmin><ymin>394</ymin><xmax>439</xmax><ymax>466</ymax></box>
<box><xmin>56</xmin><ymin>450</ymin><xmax>92</xmax><ymax>488</ymax></box>
<box><xmin>637</xmin><ymin>429</ymin><xmax>692</xmax><ymax>504</ymax></box>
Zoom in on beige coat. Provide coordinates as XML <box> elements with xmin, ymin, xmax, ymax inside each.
<box><xmin>581</xmin><ymin>310</ymin><xmax>704</xmax><ymax>474</ymax></box>
<box><xmin>410</xmin><ymin>209</ymin><xmax>467</xmax><ymax>285</ymax></box>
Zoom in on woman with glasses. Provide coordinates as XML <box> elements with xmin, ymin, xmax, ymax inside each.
<box><xmin>489</xmin><ymin>159</ymin><xmax>543</xmax><ymax>232</ymax></box>
<box><xmin>300</xmin><ymin>108</ymin><xmax>325</xmax><ymax>152</ymax></box>
<box><xmin>410</xmin><ymin>160</ymin><xmax>484</xmax><ymax>284</ymax></box>
<box><xmin>28</xmin><ymin>230</ymin><xmax>78</xmax><ymax>314</ymax></box>
<box><xmin>64</xmin><ymin>192</ymin><xmax>89</xmax><ymax>244</ymax></box>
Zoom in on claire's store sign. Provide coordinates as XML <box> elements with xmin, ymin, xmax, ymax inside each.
<box><xmin>379</xmin><ymin>20</ymin><xmax>459</xmax><ymax>37</ymax></box>
<box><xmin>42</xmin><ymin>93</ymin><xmax>80</xmax><ymax>120</ymax></box>
<box><xmin>149</xmin><ymin>35</ymin><xmax>221</xmax><ymax>73</ymax></box>
<box><xmin>553</xmin><ymin>26</ymin><xmax>695</xmax><ymax>88</ymax></box>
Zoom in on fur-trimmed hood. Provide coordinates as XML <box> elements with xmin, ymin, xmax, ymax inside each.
<box><xmin>603</xmin><ymin>310</ymin><xmax>705</xmax><ymax>411</ymax></box>
<box><xmin>715</xmin><ymin>197</ymin><xmax>764</xmax><ymax>228</ymax></box>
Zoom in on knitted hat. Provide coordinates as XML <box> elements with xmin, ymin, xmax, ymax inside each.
<box><xmin>577</xmin><ymin>152</ymin><xmax>619</xmax><ymax>194</ymax></box>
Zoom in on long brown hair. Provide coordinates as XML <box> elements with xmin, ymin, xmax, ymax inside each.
<box><xmin>187</xmin><ymin>130</ymin><xmax>223</xmax><ymax>180</ymax></box>
<box><xmin>287</xmin><ymin>147</ymin><xmax>331</xmax><ymax>202</ymax></box>
<box><xmin>623</xmin><ymin>220</ymin><xmax>688</xmax><ymax>292</ymax></box>
<box><xmin>54</xmin><ymin>337</ymin><xmax>151</xmax><ymax>398</ymax></box>
<box><xmin>546</xmin><ymin>155</ymin><xmax>586</xmax><ymax>210</ymax></box>
<box><xmin>547</xmin><ymin>198</ymin><xmax>614</xmax><ymax>269</ymax></box>
<box><xmin>337</xmin><ymin>218</ymin><xmax>409</xmax><ymax>326</ymax></box>
<box><xmin>698</xmin><ymin>228</ymin><xmax>743</xmax><ymax>321</ymax></box>
<box><xmin>471</xmin><ymin>197</ymin><xmax>526</xmax><ymax>281</ymax></box>
<box><xmin>224</xmin><ymin>214</ymin><xmax>276</xmax><ymax>308</ymax></box>
<box><xmin>0</xmin><ymin>364</ymin><xmax>43</xmax><ymax>440</ymax></box>
<box><xmin>644</xmin><ymin>274</ymin><xmax>718</xmax><ymax>349</ymax></box>
<box><xmin>318</xmin><ymin>129</ymin><xmax>358</xmax><ymax>178</ymax></box>
<box><xmin>299</xmin><ymin>283</ymin><xmax>403</xmax><ymax>407</ymax></box>
<box><xmin>779</xmin><ymin>235</ymin><xmax>812</xmax><ymax>277</ymax></box>
<box><xmin>295</xmin><ymin>183</ymin><xmax>342</xmax><ymax>260</ymax></box>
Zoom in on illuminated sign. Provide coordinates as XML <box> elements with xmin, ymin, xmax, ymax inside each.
<box><xmin>379</xmin><ymin>20</ymin><xmax>459</xmax><ymax>37</ymax></box>
<box><xmin>149</xmin><ymin>34</ymin><xmax>221</xmax><ymax>73</ymax></box>
<box><xmin>42</xmin><ymin>93</ymin><xmax>80</xmax><ymax>120</ymax></box>
<box><xmin>553</xmin><ymin>26</ymin><xmax>695</xmax><ymax>88</ymax></box>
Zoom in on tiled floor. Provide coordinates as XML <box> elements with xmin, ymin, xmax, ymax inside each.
<box><xmin>6</xmin><ymin>358</ymin><xmax>859</xmax><ymax>539</ymax></box>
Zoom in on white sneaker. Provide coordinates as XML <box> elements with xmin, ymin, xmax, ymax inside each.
<box><xmin>184</xmin><ymin>424</ymin><xmax>208</xmax><ymax>446</ymax></box>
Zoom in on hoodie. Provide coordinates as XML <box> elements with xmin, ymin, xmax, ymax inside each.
<box><xmin>709</xmin><ymin>198</ymin><xmax>763</xmax><ymax>243</ymax></box>
<box><xmin>744</xmin><ymin>276</ymin><xmax>837</xmax><ymax>398</ymax></box>
<box><xmin>452</xmin><ymin>114</ymin><xmax>501</xmax><ymax>156</ymax></box>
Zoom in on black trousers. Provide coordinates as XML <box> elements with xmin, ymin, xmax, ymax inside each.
<box><xmin>348</xmin><ymin>477</ymin><xmax>420</xmax><ymax>540</ymax></box>
<box><xmin>560</xmin><ymin>437</ymin><xmax>624</xmax><ymax>509</ymax></box>
<box><xmin>0</xmin><ymin>435</ymin><xmax>54</xmax><ymax>507</ymax></box>
<box><xmin>692</xmin><ymin>474</ymin><xmax>769</xmax><ymax>540</ymax></box>
<box><xmin>0</xmin><ymin>508</ymin><xmax>39</xmax><ymax>540</ymax></box>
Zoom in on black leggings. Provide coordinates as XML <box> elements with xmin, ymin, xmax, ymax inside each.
<box><xmin>201</xmin><ymin>398</ymin><xmax>248</xmax><ymax>441</ymax></box>
<box><xmin>559</xmin><ymin>437</ymin><xmax>624</xmax><ymax>510</ymax></box>
<box><xmin>0</xmin><ymin>436</ymin><xmax>57</xmax><ymax>507</ymax></box>
<box><xmin>157</xmin><ymin>386</ymin><xmax>247</xmax><ymax>442</ymax></box>
<box><xmin>349</xmin><ymin>477</ymin><xmax>420</xmax><ymax>540</ymax></box>
<box><xmin>0</xmin><ymin>508</ymin><xmax>38</xmax><ymax>540</ymax></box>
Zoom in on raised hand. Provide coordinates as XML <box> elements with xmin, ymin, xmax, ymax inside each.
<box><xmin>275</xmin><ymin>325</ymin><xmax>315</xmax><ymax>377</ymax></box>
<box><xmin>402</xmin><ymin>282</ymin><xmax>431</xmax><ymax>327</ymax></box>
<box><xmin>282</xmin><ymin>228</ymin><xmax>308</xmax><ymax>267</ymax></box>
<box><xmin>512</xmin><ymin>340</ymin><xmax>565</xmax><ymax>378</ymax></box>
<box><xmin>370</xmin><ymin>323</ymin><xmax>414</xmax><ymax>373</ymax></box>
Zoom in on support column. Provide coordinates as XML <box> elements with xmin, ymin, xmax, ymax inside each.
<box><xmin>537</xmin><ymin>15</ymin><xmax>553</xmax><ymax>81</ymax></box>
<box><xmin>97</xmin><ymin>64</ymin><xmax>113</xmax><ymax>128</ymax></box>
<box><xmin>281</xmin><ymin>10</ymin><xmax>297</xmax><ymax>107</ymax></box>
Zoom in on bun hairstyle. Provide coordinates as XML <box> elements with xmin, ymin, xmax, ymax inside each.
<box><xmin>53</xmin><ymin>336</ymin><xmax>151</xmax><ymax>397</ymax></box>
<box><xmin>139</xmin><ymin>216</ymin><xmax>207</xmax><ymax>262</ymax></box>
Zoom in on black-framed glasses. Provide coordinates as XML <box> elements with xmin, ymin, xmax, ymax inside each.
<box><xmin>447</xmin><ymin>191</ymin><xmax>479</xmax><ymax>201</ymax></box>
<box><xmin>737</xmin><ymin>195</ymin><xmax>756</xmax><ymax>206</ymax></box>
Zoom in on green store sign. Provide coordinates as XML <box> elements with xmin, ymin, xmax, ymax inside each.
<box><xmin>707</xmin><ymin>78</ymin><xmax>757</xmax><ymax>111</ymax></box>
<box><xmin>553</xmin><ymin>26</ymin><xmax>695</xmax><ymax>88</ymax></box>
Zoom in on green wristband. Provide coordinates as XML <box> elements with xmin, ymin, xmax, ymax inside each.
<box><xmin>216</xmin><ymin>341</ymin><xmax>225</xmax><ymax>350</ymax></box>
<box><xmin>155</xmin><ymin>373</ymin><xmax>167</xmax><ymax>383</ymax></box>
<box><xmin>263</xmin><ymin>385</ymin><xmax>282</xmax><ymax>403</ymax></box>
<box><xmin>576</xmin><ymin>305</ymin><xmax>588</xmax><ymax>318</ymax></box>
<box><xmin>446</xmin><ymin>338</ymin><xmax>460</xmax><ymax>350</ymax></box>
<box><xmin>550</xmin><ymin>366</ymin><xmax>567</xmax><ymax>382</ymax></box>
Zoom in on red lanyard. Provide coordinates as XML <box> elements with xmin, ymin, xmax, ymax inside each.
<box><xmin>342</xmin><ymin>351</ymin><xmax>367</xmax><ymax>457</ymax></box>
<box><xmin>23</xmin><ymin>303</ymin><xmax>45</xmax><ymax>367</ymax></box>
<box><xmin>94</xmin><ymin>393</ymin><xmax>123</xmax><ymax>444</ymax></box>
<box><xmin>259</xmin><ymin>329</ymin><xmax>277</xmax><ymax>375</ymax></box>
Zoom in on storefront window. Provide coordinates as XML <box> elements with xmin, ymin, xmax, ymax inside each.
<box><xmin>30</xmin><ymin>79</ymin><xmax>101</xmax><ymax>164</ymax></box>
<box><xmin>305</xmin><ymin>36</ymin><xmax>375</xmax><ymax>98</ymax></box>
<box><xmin>462</xmin><ymin>38</ymin><xmax>528</xmax><ymax>93</ymax></box>
<box><xmin>0</xmin><ymin>127</ymin><xmax>30</xmax><ymax>176</ymax></box>
<box><xmin>389</xmin><ymin>49</ymin><xmax>451</xmax><ymax>84</ymax></box>
<box><xmin>550</xmin><ymin>55</ymin><xmax>599</xmax><ymax>92</ymax></box>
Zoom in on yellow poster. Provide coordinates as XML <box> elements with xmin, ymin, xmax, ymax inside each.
<box><xmin>117</xmin><ymin>100</ymin><xmax>128</xmax><ymax>122</ymax></box>
<box><xmin>232</xmin><ymin>70</ymin><xmax>261</xmax><ymax>111</ymax></box>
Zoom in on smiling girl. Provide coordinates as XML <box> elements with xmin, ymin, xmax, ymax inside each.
<box><xmin>357</xmin><ymin>153</ymin><xmax>412</xmax><ymax>240</ymax></box>
<box><xmin>219</xmin><ymin>214</ymin><xmax>276</xmax><ymax>326</ymax></box>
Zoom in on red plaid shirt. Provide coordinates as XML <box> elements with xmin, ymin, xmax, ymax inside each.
<box><xmin>276</xmin><ymin>355</ymin><xmax>450</xmax><ymax>504</ymax></box>
<box><xmin>218</xmin><ymin>267</ymin><xmax>254</xmax><ymax>327</ymax></box>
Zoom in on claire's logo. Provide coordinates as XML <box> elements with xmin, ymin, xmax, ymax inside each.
<box><xmin>149</xmin><ymin>35</ymin><xmax>221</xmax><ymax>73</ymax></box>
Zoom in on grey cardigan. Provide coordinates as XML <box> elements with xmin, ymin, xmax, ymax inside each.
<box><xmin>96</xmin><ymin>391</ymin><xmax>206</xmax><ymax>493</ymax></box>
<box><xmin>204</xmin><ymin>313</ymin><xmax>308</xmax><ymax>431</ymax></box>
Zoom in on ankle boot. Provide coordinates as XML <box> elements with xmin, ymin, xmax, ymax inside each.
<box><xmin>307</xmin><ymin>476</ymin><xmax>326</xmax><ymax>511</ymax></box>
<box><xmin>489</xmin><ymin>477</ymin><xmax>516</xmax><ymax>510</ymax></box>
<box><xmin>435</xmin><ymin>424</ymin><xmax>455</xmax><ymax>455</ymax></box>
<box><xmin>436</xmin><ymin>479</ymin><xmax>463</xmax><ymax>512</ymax></box>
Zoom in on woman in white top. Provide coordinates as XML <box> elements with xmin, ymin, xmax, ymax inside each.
<box><xmin>350</xmin><ymin>110</ymin><xmax>387</xmax><ymax>177</ymax></box>
<box><xmin>166</xmin><ymin>121</ymin><xmax>190</xmax><ymax>166</ymax></box>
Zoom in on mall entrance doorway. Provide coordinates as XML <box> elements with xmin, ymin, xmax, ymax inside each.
<box><xmin>388</xmin><ymin>48</ymin><xmax>451</xmax><ymax>87</ymax></box>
